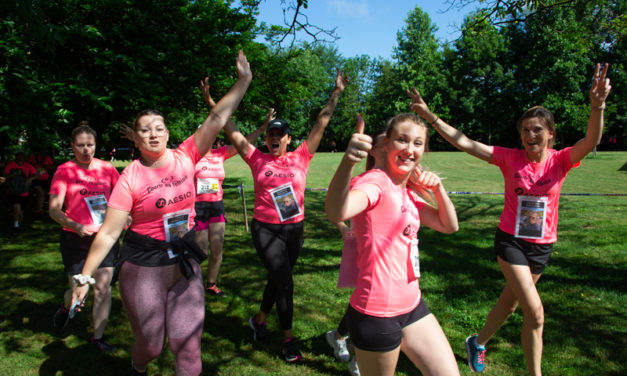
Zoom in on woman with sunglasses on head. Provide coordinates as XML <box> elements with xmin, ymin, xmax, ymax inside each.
<box><xmin>408</xmin><ymin>63</ymin><xmax>611</xmax><ymax>375</ymax></box>
<box><xmin>326</xmin><ymin>113</ymin><xmax>460</xmax><ymax>376</ymax></box>
<box><xmin>71</xmin><ymin>51</ymin><xmax>252</xmax><ymax>376</ymax></box>
<box><xmin>224</xmin><ymin>68</ymin><xmax>348</xmax><ymax>362</ymax></box>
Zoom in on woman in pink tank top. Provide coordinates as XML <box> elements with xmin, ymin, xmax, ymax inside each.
<box><xmin>408</xmin><ymin>63</ymin><xmax>611</xmax><ymax>375</ymax></box>
<box><xmin>70</xmin><ymin>51</ymin><xmax>253</xmax><ymax>376</ymax></box>
<box><xmin>326</xmin><ymin>113</ymin><xmax>460</xmax><ymax>376</ymax></box>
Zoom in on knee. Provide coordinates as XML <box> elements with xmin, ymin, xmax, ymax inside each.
<box><xmin>524</xmin><ymin>303</ymin><xmax>544</xmax><ymax>328</ymax></box>
<box><xmin>94</xmin><ymin>284</ymin><xmax>112</xmax><ymax>301</ymax></box>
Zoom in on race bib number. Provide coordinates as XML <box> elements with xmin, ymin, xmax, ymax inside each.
<box><xmin>84</xmin><ymin>194</ymin><xmax>107</xmax><ymax>226</ymax></box>
<box><xmin>515</xmin><ymin>196</ymin><xmax>547</xmax><ymax>239</ymax></box>
<box><xmin>197</xmin><ymin>177</ymin><xmax>219</xmax><ymax>195</ymax></box>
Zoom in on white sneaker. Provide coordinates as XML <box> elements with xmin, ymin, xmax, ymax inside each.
<box><xmin>348</xmin><ymin>356</ymin><xmax>360</xmax><ymax>376</ymax></box>
<box><xmin>325</xmin><ymin>330</ymin><xmax>350</xmax><ymax>362</ymax></box>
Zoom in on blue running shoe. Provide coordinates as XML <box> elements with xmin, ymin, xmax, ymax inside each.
<box><xmin>465</xmin><ymin>334</ymin><xmax>486</xmax><ymax>372</ymax></box>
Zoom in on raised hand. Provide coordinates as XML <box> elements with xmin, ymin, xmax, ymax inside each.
<box><xmin>590</xmin><ymin>63</ymin><xmax>611</xmax><ymax>107</ymax></box>
<box><xmin>344</xmin><ymin>114</ymin><xmax>372</xmax><ymax>164</ymax></box>
<box><xmin>410</xmin><ymin>168</ymin><xmax>442</xmax><ymax>192</ymax></box>
<box><xmin>407</xmin><ymin>88</ymin><xmax>435</xmax><ymax>122</ymax></box>
<box><xmin>236</xmin><ymin>50</ymin><xmax>252</xmax><ymax>81</ymax></box>
<box><xmin>335</xmin><ymin>68</ymin><xmax>349</xmax><ymax>93</ymax></box>
<box><xmin>267</xmin><ymin>108</ymin><xmax>276</xmax><ymax>122</ymax></box>
<box><xmin>200</xmin><ymin>76</ymin><xmax>217</xmax><ymax>108</ymax></box>
<box><xmin>119</xmin><ymin>123</ymin><xmax>134</xmax><ymax>142</ymax></box>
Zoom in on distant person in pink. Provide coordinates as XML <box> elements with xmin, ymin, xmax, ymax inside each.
<box><xmin>3</xmin><ymin>150</ymin><xmax>38</xmax><ymax>232</ymax></box>
<box><xmin>326</xmin><ymin>113</ymin><xmax>459</xmax><ymax>376</ymax></box>
<box><xmin>49</xmin><ymin>123</ymin><xmax>120</xmax><ymax>351</ymax></box>
<box><xmin>71</xmin><ymin>51</ymin><xmax>252</xmax><ymax>376</ymax></box>
<box><xmin>195</xmin><ymin>77</ymin><xmax>273</xmax><ymax>298</ymax></box>
<box><xmin>225</xmin><ymin>68</ymin><xmax>348</xmax><ymax>363</ymax></box>
<box><xmin>28</xmin><ymin>150</ymin><xmax>54</xmax><ymax>215</ymax></box>
<box><xmin>409</xmin><ymin>62</ymin><xmax>612</xmax><ymax>375</ymax></box>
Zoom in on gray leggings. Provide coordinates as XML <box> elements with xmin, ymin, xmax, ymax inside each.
<box><xmin>119</xmin><ymin>261</ymin><xmax>204</xmax><ymax>376</ymax></box>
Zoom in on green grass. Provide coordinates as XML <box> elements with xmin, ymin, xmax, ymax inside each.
<box><xmin>1</xmin><ymin>151</ymin><xmax>626</xmax><ymax>375</ymax></box>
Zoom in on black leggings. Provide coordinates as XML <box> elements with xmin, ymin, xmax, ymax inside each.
<box><xmin>251</xmin><ymin>219</ymin><xmax>304</xmax><ymax>331</ymax></box>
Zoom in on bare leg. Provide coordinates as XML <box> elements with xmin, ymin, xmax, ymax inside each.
<box><xmin>354</xmin><ymin>346</ymin><xmax>400</xmax><ymax>376</ymax></box>
<box><xmin>92</xmin><ymin>267</ymin><xmax>114</xmax><ymax>339</ymax></box>
<box><xmin>206</xmin><ymin>222</ymin><xmax>225</xmax><ymax>284</ymax></box>
<box><xmin>401</xmin><ymin>313</ymin><xmax>460</xmax><ymax>376</ymax></box>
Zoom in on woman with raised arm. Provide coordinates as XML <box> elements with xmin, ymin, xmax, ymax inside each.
<box><xmin>408</xmin><ymin>63</ymin><xmax>611</xmax><ymax>375</ymax></box>
<box><xmin>326</xmin><ymin>113</ymin><xmax>459</xmax><ymax>376</ymax></box>
<box><xmin>195</xmin><ymin>77</ymin><xmax>274</xmax><ymax>297</ymax></box>
<box><xmin>71</xmin><ymin>51</ymin><xmax>252</xmax><ymax>376</ymax></box>
<box><xmin>49</xmin><ymin>123</ymin><xmax>120</xmax><ymax>351</ymax></box>
<box><xmin>224</xmin><ymin>68</ymin><xmax>347</xmax><ymax>362</ymax></box>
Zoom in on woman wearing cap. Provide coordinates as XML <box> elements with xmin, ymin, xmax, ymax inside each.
<box><xmin>71</xmin><ymin>51</ymin><xmax>252</xmax><ymax>376</ymax></box>
<box><xmin>224</xmin><ymin>68</ymin><xmax>348</xmax><ymax>362</ymax></box>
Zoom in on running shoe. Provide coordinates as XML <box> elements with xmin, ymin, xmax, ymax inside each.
<box><xmin>90</xmin><ymin>335</ymin><xmax>119</xmax><ymax>352</ymax></box>
<box><xmin>465</xmin><ymin>334</ymin><xmax>486</xmax><ymax>372</ymax></box>
<box><xmin>132</xmin><ymin>361</ymin><xmax>148</xmax><ymax>376</ymax></box>
<box><xmin>248</xmin><ymin>315</ymin><xmax>267</xmax><ymax>341</ymax></box>
<box><xmin>282</xmin><ymin>337</ymin><xmax>302</xmax><ymax>363</ymax></box>
<box><xmin>53</xmin><ymin>305</ymin><xmax>69</xmax><ymax>329</ymax></box>
<box><xmin>205</xmin><ymin>283</ymin><xmax>227</xmax><ymax>297</ymax></box>
<box><xmin>325</xmin><ymin>330</ymin><xmax>350</xmax><ymax>362</ymax></box>
<box><xmin>348</xmin><ymin>356</ymin><xmax>361</xmax><ymax>376</ymax></box>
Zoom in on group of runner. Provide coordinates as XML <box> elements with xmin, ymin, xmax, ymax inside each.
<box><xmin>34</xmin><ymin>49</ymin><xmax>610</xmax><ymax>376</ymax></box>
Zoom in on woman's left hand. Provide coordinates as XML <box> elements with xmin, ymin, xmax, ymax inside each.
<box><xmin>200</xmin><ymin>76</ymin><xmax>217</xmax><ymax>108</ymax></box>
<box><xmin>335</xmin><ymin>68</ymin><xmax>348</xmax><ymax>93</ymax></box>
<box><xmin>411</xmin><ymin>168</ymin><xmax>442</xmax><ymax>191</ymax></box>
<box><xmin>590</xmin><ymin>63</ymin><xmax>611</xmax><ymax>106</ymax></box>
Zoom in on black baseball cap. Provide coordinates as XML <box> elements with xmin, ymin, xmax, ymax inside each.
<box><xmin>267</xmin><ymin>119</ymin><xmax>291</xmax><ymax>135</ymax></box>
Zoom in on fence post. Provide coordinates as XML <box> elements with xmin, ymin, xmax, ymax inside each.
<box><xmin>238</xmin><ymin>184</ymin><xmax>249</xmax><ymax>233</ymax></box>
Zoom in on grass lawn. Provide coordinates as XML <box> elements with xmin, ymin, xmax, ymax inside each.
<box><xmin>1</xmin><ymin>151</ymin><xmax>625</xmax><ymax>375</ymax></box>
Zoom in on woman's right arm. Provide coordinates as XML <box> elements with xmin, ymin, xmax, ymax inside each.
<box><xmin>407</xmin><ymin>88</ymin><xmax>493</xmax><ymax>162</ymax></box>
<box><xmin>326</xmin><ymin>115</ymin><xmax>372</xmax><ymax>223</ymax></box>
<box><xmin>49</xmin><ymin>194</ymin><xmax>94</xmax><ymax>237</ymax></box>
<box><xmin>72</xmin><ymin>207</ymin><xmax>128</xmax><ymax>306</ymax></box>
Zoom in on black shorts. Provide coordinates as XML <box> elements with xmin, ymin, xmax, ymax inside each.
<box><xmin>494</xmin><ymin>228</ymin><xmax>553</xmax><ymax>274</ymax></box>
<box><xmin>7</xmin><ymin>194</ymin><xmax>28</xmax><ymax>206</ymax></box>
<box><xmin>60</xmin><ymin>230</ymin><xmax>119</xmax><ymax>275</ymax></box>
<box><xmin>194</xmin><ymin>201</ymin><xmax>226</xmax><ymax>223</ymax></box>
<box><xmin>346</xmin><ymin>297</ymin><xmax>431</xmax><ymax>352</ymax></box>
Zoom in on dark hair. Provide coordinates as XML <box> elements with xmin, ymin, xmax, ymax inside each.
<box><xmin>71</xmin><ymin>122</ymin><xmax>97</xmax><ymax>143</ymax></box>
<box><xmin>366</xmin><ymin>127</ymin><xmax>387</xmax><ymax>171</ymax></box>
<box><xmin>133</xmin><ymin>109</ymin><xmax>166</xmax><ymax>131</ymax></box>
<box><xmin>385</xmin><ymin>113</ymin><xmax>429</xmax><ymax>152</ymax></box>
<box><xmin>516</xmin><ymin>106</ymin><xmax>556</xmax><ymax>148</ymax></box>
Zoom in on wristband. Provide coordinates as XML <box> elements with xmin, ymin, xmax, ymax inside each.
<box><xmin>73</xmin><ymin>274</ymin><xmax>96</xmax><ymax>286</ymax></box>
<box><xmin>429</xmin><ymin>116</ymin><xmax>439</xmax><ymax>126</ymax></box>
<box><xmin>591</xmin><ymin>103</ymin><xmax>606</xmax><ymax>111</ymax></box>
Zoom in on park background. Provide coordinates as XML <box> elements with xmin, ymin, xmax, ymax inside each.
<box><xmin>1</xmin><ymin>0</ymin><xmax>625</xmax><ymax>375</ymax></box>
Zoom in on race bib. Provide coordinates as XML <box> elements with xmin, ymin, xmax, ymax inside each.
<box><xmin>409</xmin><ymin>237</ymin><xmax>420</xmax><ymax>279</ymax></box>
<box><xmin>197</xmin><ymin>177</ymin><xmax>219</xmax><ymax>195</ymax></box>
<box><xmin>163</xmin><ymin>209</ymin><xmax>190</xmax><ymax>258</ymax></box>
<box><xmin>269</xmin><ymin>183</ymin><xmax>302</xmax><ymax>222</ymax></box>
<box><xmin>515</xmin><ymin>196</ymin><xmax>547</xmax><ymax>239</ymax></box>
<box><xmin>84</xmin><ymin>194</ymin><xmax>107</xmax><ymax>226</ymax></box>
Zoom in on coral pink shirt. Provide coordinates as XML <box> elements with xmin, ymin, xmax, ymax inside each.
<box><xmin>4</xmin><ymin>161</ymin><xmax>37</xmax><ymax>197</ymax></box>
<box><xmin>49</xmin><ymin>159</ymin><xmax>120</xmax><ymax>233</ymax></box>
<box><xmin>194</xmin><ymin>146</ymin><xmax>230</xmax><ymax>202</ymax></box>
<box><xmin>349</xmin><ymin>169</ymin><xmax>426</xmax><ymax>317</ymax></box>
<box><xmin>28</xmin><ymin>155</ymin><xmax>54</xmax><ymax>180</ymax></box>
<box><xmin>491</xmin><ymin>146</ymin><xmax>579</xmax><ymax>244</ymax></box>
<box><xmin>243</xmin><ymin>142</ymin><xmax>313</xmax><ymax>224</ymax></box>
<box><xmin>108</xmin><ymin>136</ymin><xmax>201</xmax><ymax>241</ymax></box>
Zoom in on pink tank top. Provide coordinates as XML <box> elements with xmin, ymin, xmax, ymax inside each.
<box><xmin>349</xmin><ymin>169</ymin><xmax>426</xmax><ymax>317</ymax></box>
<box><xmin>243</xmin><ymin>142</ymin><xmax>313</xmax><ymax>224</ymax></box>
<box><xmin>491</xmin><ymin>146</ymin><xmax>579</xmax><ymax>244</ymax></box>
<box><xmin>108</xmin><ymin>136</ymin><xmax>201</xmax><ymax>240</ymax></box>
<box><xmin>194</xmin><ymin>146</ymin><xmax>229</xmax><ymax>202</ymax></box>
<box><xmin>49</xmin><ymin>159</ymin><xmax>120</xmax><ymax>233</ymax></box>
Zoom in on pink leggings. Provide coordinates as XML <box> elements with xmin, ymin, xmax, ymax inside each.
<box><xmin>119</xmin><ymin>261</ymin><xmax>204</xmax><ymax>376</ymax></box>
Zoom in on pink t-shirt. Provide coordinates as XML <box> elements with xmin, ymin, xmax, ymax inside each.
<box><xmin>194</xmin><ymin>146</ymin><xmax>230</xmax><ymax>202</ymax></box>
<box><xmin>491</xmin><ymin>146</ymin><xmax>579</xmax><ymax>244</ymax></box>
<box><xmin>349</xmin><ymin>169</ymin><xmax>426</xmax><ymax>317</ymax></box>
<box><xmin>49</xmin><ymin>159</ymin><xmax>120</xmax><ymax>233</ymax></box>
<box><xmin>108</xmin><ymin>136</ymin><xmax>201</xmax><ymax>241</ymax></box>
<box><xmin>28</xmin><ymin>155</ymin><xmax>54</xmax><ymax>181</ymax></box>
<box><xmin>4</xmin><ymin>161</ymin><xmax>37</xmax><ymax>197</ymax></box>
<box><xmin>244</xmin><ymin>142</ymin><xmax>313</xmax><ymax>224</ymax></box>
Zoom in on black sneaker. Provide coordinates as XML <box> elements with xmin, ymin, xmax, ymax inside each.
<box><xmin>282</xmin><ymin>337</ymin><xmax>302</xmax><ymax>363</ymax></box>
<box><xmin>205</xmin><ymin>283</ymin><xmax>227</xmax><ymax>297</ymax></box>
<box><xmin>53</xmin><ymin>305</ymin><xmax>69</xmax><ymax>329</ymax></box>
<box><xmin>132</xmin><ymin>361</ymin><xmax>148</xmax><ymax>376</ymax></box>
<box><xmin>90</xmin><ymin>335</ymin><xmax>118</xmax><ymax>352</ymax></box>
<box><xmin>248</xmin><ymin>315</ymin><xmax>267</xmax><ymax>341</ymax></box>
